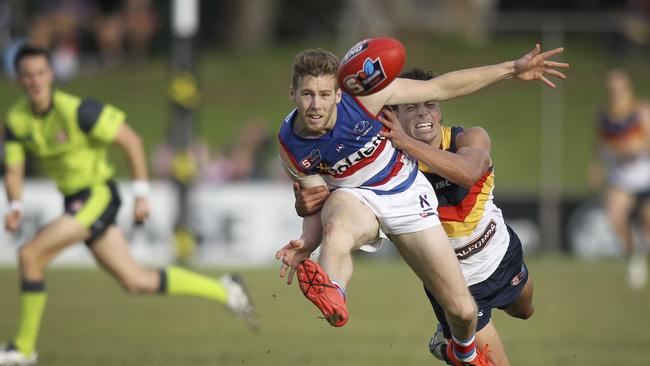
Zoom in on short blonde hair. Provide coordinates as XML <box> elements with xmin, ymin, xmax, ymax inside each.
<box><xmin>291</xmin><ymin>48</ymin><xmax>339</xmax><ymax>89</ymax></box>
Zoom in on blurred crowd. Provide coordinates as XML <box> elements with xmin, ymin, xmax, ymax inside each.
<box><xmin>0</xmin><ymin>0</ymin><xmax>158</xmax><ymax>79</ymax></box>
<box><xmin>1</xmin><ymin>1</ymin><xmax>650</xmax><ymax>79</ymax></box>
<box><xmin>151</xmin><ymin>118</ymin><xmax>278</xmax><ymax>183</ymax></box>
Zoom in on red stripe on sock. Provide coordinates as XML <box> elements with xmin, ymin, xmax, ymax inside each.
<box><xmin>452</xmin><ymin>338</ymin><xmax>476</xmax><ymax>355</ymax></box>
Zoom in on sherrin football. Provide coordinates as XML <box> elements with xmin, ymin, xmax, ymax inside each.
<box><xmin>337</xmin><ymin>37</ymin><xmax>406</xmax><ymax>96</ymax></box>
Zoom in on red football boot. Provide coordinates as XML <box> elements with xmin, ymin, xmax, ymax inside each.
<box><xmin>446</xmin><ymin>343</ymin><xmax>494</xmax><ymax>366</ymax></box>
<box><xmin>296</xmin><ymin>259</ymin><xmax>349</xmax><ymax>327</ymax></box>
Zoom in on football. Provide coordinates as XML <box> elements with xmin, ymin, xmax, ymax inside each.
<box><xmin>337</xmin><ymin>37</ymin><xmax>406</xmax><ymax>96</ymax></box>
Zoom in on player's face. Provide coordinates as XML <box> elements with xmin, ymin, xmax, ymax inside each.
<box><xmin>606</xmin><ymin>70</ymin><xmax>631</xmax><ymax>101</ymax></box>
<box><xmin>17</xmin><ymin>56</ymin><xmax>54</xmax><ymax>107</ymax></box>
<box><xmin>396</xmin><ymin>100</ymin><xmax>442</xmax><ymax>144</ymax></box>
<box><xmin>291</xmin><ymin>75</ymin><xmax>342</xmax><ymax>136</ymax></box>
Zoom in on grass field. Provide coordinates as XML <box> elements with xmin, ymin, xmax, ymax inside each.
<box><xmin>1</xmin><ymin>257</ymin><xmax>649</xmax><ymax>365</ymax></box>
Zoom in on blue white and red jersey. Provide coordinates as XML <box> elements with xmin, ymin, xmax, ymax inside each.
<box><xmin>278</xmin><ymin>93</ymin><xmax>417</xmax><ymax>194</ymax></box>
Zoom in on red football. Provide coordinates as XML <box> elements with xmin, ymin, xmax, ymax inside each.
<box><xmin>337</xmin><ymin>37</ymin><xmax>406</xmax><ymax>96</ymax></box>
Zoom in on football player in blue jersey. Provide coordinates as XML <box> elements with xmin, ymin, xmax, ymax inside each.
<box><xmin>277</xmin><ymin>44</ymin><xmax>567</xmax><ymax>366</ymax></box>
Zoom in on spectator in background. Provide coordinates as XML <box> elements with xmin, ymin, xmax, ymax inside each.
<box><xmin>152</xmin><ymin>118</ymin><xmax>273</xmax><ymax>183</ymax></box>
<box><xmin>28</xmin><ymin>0</ymin><xmax>87</xmax><ymax>79</ymax></box>
<box><xmin>0</xmin><ymin>0</ymin><xmax>10</xmax><ymax>51</ymax></box>
<box><xmin>123</xmin><ymin>0</ymin><xmax>157</xmax><ymax>61</ymax></box>
<box><xmin>92</xmin><ymin>0</ymin><xmax>158</xmax><ymax>67</ymax></box>
<box><xmin>229</xmin><ymin>118</ymin><xmax>273</xmax><ymax>181</ymax></box>
<box><xmin>588</xmin><ymin>68</ymin><xmax>650</xmax><ymax>289</ymax></box>
<box><xmin>447</xmin><ymin>0</ymin><xmax>496</xmax><ymax>45</ymax></box>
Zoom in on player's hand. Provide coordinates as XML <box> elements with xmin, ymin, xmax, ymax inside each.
<box><xmin>378</xmin><ymin>107</ymin><xmax>417</xmax><ymax>151</ymax></box>
<box><xmin>293</xmin><ymin>182</ymin><xmax>330</xmax><ymax>217</ymax></box>
<box><xmin>513</xmin><ymin>43</ymin><xmax>569</xmax><ymax>88</ymax></box>
<box><xmin>134</xmin><ymin>197</ymin><xmax>150</xmax><ymax>224</ymax></box>
<box><xmin>275</xmin><ymin>239</ymin><xmax>313</xmax><ymax>285</ymax></box>
<box><xmin>4</xmin><ymin>210</ymin><xmax>22</xmax><ymax>233</ymax></box>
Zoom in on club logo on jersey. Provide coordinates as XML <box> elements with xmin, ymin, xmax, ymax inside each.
<box><xmin>68</xmin><ymin>200</ymin><xmax>84</xmax><ymax>213</ymax></box>
<box><xmin>56</xmin><ymin>131</ymin><xmax>68</xmax><ymax>143</ymax></box>
<box><xmin>300</xmin><ymin>149</ymin><xmax>322</xmax><ymax>170</ymax></box>
<box><xmin>341</xmin><ymin>40</ymin><xmax>369</xmax><ymax>64</ymax></box>
<box><xmin>343</xmin><ymin>58</ymin><xmax>387</xmax><ymax>94</ymax></box>
<box><xmin>335</xmin><ymin>143</ymin><xmax>345</xmax><ymax>152</ymax></box>
<box><xmin>455</xmin><ymin>220</ymin><xmax>497</xmax><ymax>260</ymax></box>
<box><xmin>353</xmin><ymin>120</ymin><xmax>375</xmax><ymax>141</ymax></box>
<box><xmin>353</xmin><ymin>120</ymin><xmax>370</xmax><ymax>133</ymax></box>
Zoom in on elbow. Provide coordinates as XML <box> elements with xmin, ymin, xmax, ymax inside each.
<box><xmin>130</xmin><ymin>133</ymin><xmax>144</xmax><ymax>149</ymax></box>
<box><xmin>459</xmin><ymin>170</ymin><xmax>483</xmax><ymax>188</ymax></box>
<box><xmin>121</xmin><ymin>134</ymin><xmax>144</xmax><ymax>153</ymax></box>
<box><xmin>115</xmin><ymin>125</ymin><xmax>144</xmax><ymax>150</ymax></box>
<box><xmin>458</xmin><ymin>177</ymin><xmax>476</xmax><ymax>189</ymax></box>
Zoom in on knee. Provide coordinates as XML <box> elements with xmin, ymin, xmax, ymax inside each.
<box><xmin>445</xmin><ymin>298</ymin><xmax>477</xmax><ymax>325</ymax></box>
<box><xmin>19</xmin><ymin>244</ymin><xmax>42</xmax><ymax>269</ymax></box>
<box><xmin>607</xmin><ymin>214</ymin><xmax>628</xmax><ymax>232</ymax></box>
<box><xmin>322</xmin><ymin>216</ymin><xmax>346</xmax><ymax>238</ymax></box>
<box><xmin>511</xmin><ymin>304</ymin><xmax>535</xmax><ymax>320</ymax></box>
<box><xmin>321</xmin><ymin>217</ymin><xmax>355</xmax><ymax>249</ymax></box>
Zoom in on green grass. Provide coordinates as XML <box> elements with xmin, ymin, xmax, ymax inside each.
<box><xmin>2</xmin><ymin>35</ymin><xmax>650</xmax><ymax>193</ymax></box>
<box><xmin>1</xmin><ymin>257</ymin><xmax>649</xmax><ymax>365</ymax></box>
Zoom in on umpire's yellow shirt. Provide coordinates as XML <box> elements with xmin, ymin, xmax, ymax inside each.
<box><xmin>4</xmin><ymin>90</ymin><xmax>125</xmax><ymax>195</ymax></box>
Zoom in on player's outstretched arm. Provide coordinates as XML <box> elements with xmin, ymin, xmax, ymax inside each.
<box><xmin>113</xmin><ymin>123</ymin><xmax>150</xmax><ymax>223</ymax></box>
<box><xmin>379</xmin><ymin>108</ymin><xmax>491</xmax><ymax>188</ymax></box>
<box><xmin>277</xmin><ymin>148</ymin><xmax>328</xmax><ymax>283</ymax></box>
<box><xmin>364</xmin><ymin>44</ymin><xmax>569</xmax><ymax>112</ymax></box>
<box><xmin>3</xmin><ymin>163</ymin><xmax>25</xmax><ymax>233</ymax></box>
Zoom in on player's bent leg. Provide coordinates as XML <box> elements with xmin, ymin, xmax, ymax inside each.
<box><xmin>604</xmin><ymin>188</ymin><xmax>646</xmax><ymax>287</ymax></box>
<box><xmin>90</xmin><ymin>226</ymin><xmax>258</xmax><ymax>328</ymax></box>
<box><xmin>390</xmin><ymin>227</ymin><xmax>493</xmax><ymax>365</ymax></box>
<box><xmin>20</xmin><ymin>216</ymin><xmax>91</xmax><ymax>280</ymax></box>
<box><xmin>475</xmin><ymin>321</ymin><xmax>510</xmax><ymax>366</ymax></box>
<box><xmin>6</xmin><ymin>215</ymin><xmax>90</xmax><ymax>362</ymax></box>
<box><xmin>390</xmin><ymin>226</ymin><xmax>476</xmax><ymax>338</ymax></box>
<box><xmin>628</xmin><ymin>199</ymin><xmax>650</xmax><ymax>289</ymax></box>
<box><xmin>504</xmin><ymin>276</ymin><xmax>534</xmax><ymax>320</ymax></box>
<box><xmin>318</xmin><ymin>190</ymin><xmax>381</xmax><ymax>288</ymax></box>
<box><xmin>639</xmin><ymin>199</ymin><xmax>650</xmax><ymax>250</ymax></box>
<box><xmin>90</xmin><ymin>226</ymin><xmax>160</xmax><ymax>294</ymax></box>
<box><xmin>604</xmin><ymin>188</ymin><xmax>635</xmax><ymax>256</ymax></box>
<box><xmin>297</xmin><ymin>191</ymin><xmax>380</xmax><ymax>327</ymax></box>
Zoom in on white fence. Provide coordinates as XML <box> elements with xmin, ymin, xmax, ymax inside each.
<box><xmin>0</xmin><ymin>181</ymin><xmax>629</xmax><ymax>268</ymax></box>
<box><xmin>0</xmin><ymin>180</ymin><xmax>303</xmax><ymax>267</ymax></box>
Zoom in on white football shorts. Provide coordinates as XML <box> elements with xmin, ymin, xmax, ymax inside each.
<box><xmin>336</xmin><ymin>171</ymin><xmax>440</xmax><ymax>237</ymax></box>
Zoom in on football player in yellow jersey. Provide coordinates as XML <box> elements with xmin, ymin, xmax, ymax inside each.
<box><xmin>293</xmin><ymin>68</ymin><xmax>535</xmax><ymax>366</ymax></box>
<box><xmin>0</xmin><ymin>45</ymin><xmax>256</xmax><ymax>366</ymax></box>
